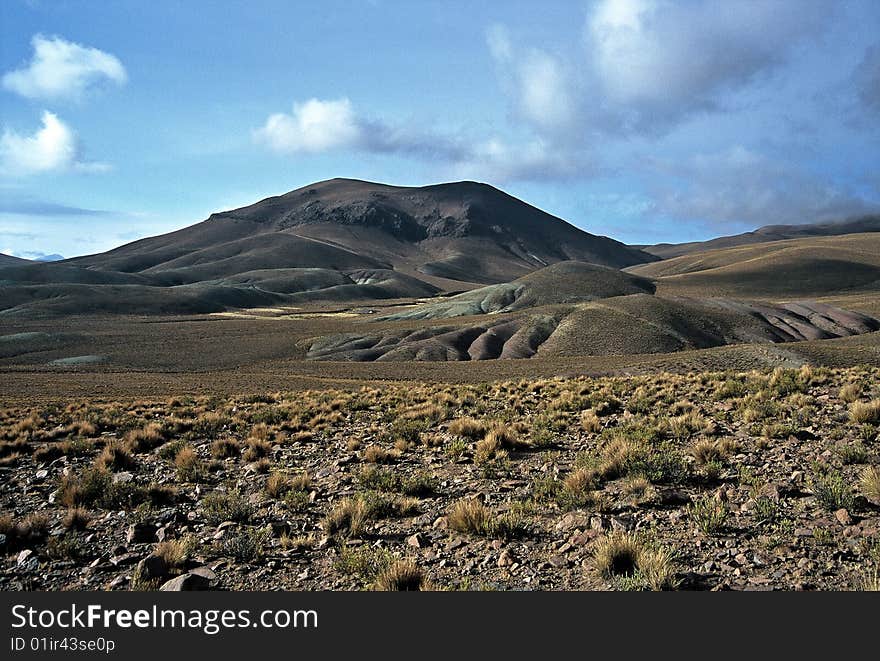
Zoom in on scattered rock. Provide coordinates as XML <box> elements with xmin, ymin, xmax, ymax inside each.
<box><xmin>135</xmin><ymin>555</ymin><xmax>169</xmax><ymax>580</ymax></box>
<box><xmin>159</xmin><ymin>573</ymin><xmax>212</xmax><ymax>591</ymax></box>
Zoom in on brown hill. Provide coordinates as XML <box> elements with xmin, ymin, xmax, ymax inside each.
<box><xmin>644</xmin><ymin>214</ymin><xmax>880</xmax><ymax>259</ymax></box>
<box><xmin>72</xmin><ymin>178</ymin><xmax>656</xmax><ymax>284</ymax></box>
<box><xmin>629</xmin><ymin>233</ymin><xmax>880</xmax><ymax>299</ymax></box>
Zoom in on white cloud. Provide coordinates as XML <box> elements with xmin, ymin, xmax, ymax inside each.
<box><xmin>0</xmin><ymin>111</ymin><xmax>109</xmax><ymax>176</ymax></box>
<box><xmin>254</xmin><ymin>97</ymin><xmax>579</xmax><ymax>182</ymax></box>
<box><xmin>254</xmin><ymin>98</ymin><xmax>363</xmax><ymax>153</ymax></box>
<box><xmin>3</xmin><ymin>34</ymin><xmax>126</xmax><ymax>101</ymax></box>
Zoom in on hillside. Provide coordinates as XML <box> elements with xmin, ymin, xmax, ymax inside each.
<box><xmin>644</xmin><ymin>214</ymin><xmax>880</xmax><ymax>259</ymax></box>
<box><xmin>629</xmin><ymin>233</ymin><xmax>880</xmax><ymax>300</ymax></box>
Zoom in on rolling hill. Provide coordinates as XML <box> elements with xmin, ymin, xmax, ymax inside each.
<box><xmin>644</xmin><ymin>214</ymin><xmax>880</xmax><ymax>258</ymax></box>
<box><xmin>629</xmin><ymin>232</ymin><xmax>880</xmax><ymax>299</ymax></box>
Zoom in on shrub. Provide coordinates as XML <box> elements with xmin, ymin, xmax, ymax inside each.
<box><xmin>174</xmin><ymin>446</ymin><xmax>204</xmax><ymax>482</ymax></box>
<box><xmin>811</xmin><ymin>469</ymin><xmax>855</xmax><ymax>511</ymax></box>
<box><xmin>689</xmin><ymin>495</ymin><xmax>729</xmax><ymax>535</ymax></box>
<box><xmin>222</xmin><ymin>526</ymin><xmax>269</xmax><ymax>562</ymax></box>
<box><xmin>58</xmin><ymin>467</ymin><xmax>112</xmax><ymax>507</ymax></box>
<box><xmin>202</xmin><ymin>489</ymin><xmax>252</xmax><ymax>524</ymax></box>
<box><xmin>334</xmin><ymin>545</ymin><xmax>392</xmax><ymax>580</ymax></box>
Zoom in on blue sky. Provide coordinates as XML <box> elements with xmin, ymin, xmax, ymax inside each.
<box><xmin>1</xmin><ymin>0</ymin><xmax>879</xmax><ymax>259</ymax></box>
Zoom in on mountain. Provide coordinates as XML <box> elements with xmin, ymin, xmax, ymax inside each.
<box><xmin>0</xmin><ymin>179</ymin><xmax>657</xmax><ymax>316</ymax></box>
<box><xmin>71</xmin><ymin>178</ymin><xmax>657</xmax><ymax>283</ymax></box>
<box><xmin>643</xmin><ymin>214</ymin><xmax>880</xmax><ymax>258</ymax></box>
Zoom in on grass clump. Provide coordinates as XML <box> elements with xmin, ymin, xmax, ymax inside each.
<box><xmin>446</xmin><ymin>498</ymin><xmax>527</xmax><ymax>539</ymax></box>
<box><xmin>62</xmin><ymin>507</ymin><xmax>91</xmax><ymax>530</ymax></box>
<box><xmin>860</xmin><ymin>465</ymin><xmax>880</xmax><ymax>504</ymax></box>
<box><xmin>592</xmin><ymin>531</ymin><xmax>678</xmax><ymax>591</ymax></box>
<box><xmin>202</xmin><ymin>489</ymin><xmax>252</xmax><ymax>525</ymax></box>
<box><xmin>448</xmin><ymin>417</ymin><xmax>488</xmax><ymax>440</ymax></box>
<box><xmin>210</xmin><ymin>438</ymin><xmax>240</xmax><ymax>459</ymax></box>
<box><xmin>373</xmin><ymin>559</ymin><xmax>431</xmax><ymax>591</ymax></box>
<box><xmin>810</xmin><ymin>468</ymin><xmax>855</xmax><ymax>511</ymax></box>
<box><xmin>322</xmin><ymin>497</ymin><xmax>369</xmax><ymax>538</ymax></box>
<box><xmin>222</xmin><ymin>526</ymin><xmax>270</xmax><ymax>562</ymax></box>
<box><xmin>850</xmin><ymin>400</ymin><xmax>880</xmax><ymax>425</ymax></box>
<box><xmin>689</xmin><ymin>495</ymin><xmax>729</xmax><ymax>535</ymax></box>
<box><xmin>174</xmin><ymin>446</ymin><xmax>204</xmax><ymax>482</ymax></box>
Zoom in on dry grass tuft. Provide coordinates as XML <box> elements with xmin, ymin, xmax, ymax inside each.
<box><xmin>373</xmin><ymin>559</ymin><xmax>430</xmax><ymax>591</ymax></box>
<box><xmin>859</xmin><ymin>465</ymin><xmax>880</xmax><ymax>504</ymax></box>
<box><xmin>448</xmin><ymin>417</ymin><xmax>488</xmax><ymax>440</ymax></box>
<box><xmin>851</xmin><ymin>400</ymin><xmax>880</xmax><ymax>425</ymax></box>
<box><xmin>62</xmin><ymin>507</ymin><xmax>91</xmax><ymax>530</ymax></box>
<box><xmin>593</xmin><ymin>531</ymin><xmax>677</xmax><ymax>590</ymax></box>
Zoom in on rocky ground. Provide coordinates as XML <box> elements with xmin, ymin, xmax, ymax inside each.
<box><xmin>1</xmin><ymin>365</ymin><xmax>879</xmax><ymax>591</ymax></box>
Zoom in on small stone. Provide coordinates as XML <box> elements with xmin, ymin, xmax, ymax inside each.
<box><xmin>159</xmin><ymin>573</ymin><xmax>212</xmax><ymax>591</ymax></box>
<box><xmin>834</xmin><ymin>509</ymin><xmax>852</xmax><ymax>526</ymax></box>
<box><xmin>112</xmin><ymin>472</ymin><xmax>134</xmax><ymax>484</ymax></box>
<box><xmin>406</xmin><ymin>533</ymin><xmax>424</xmax><ymax>549</ymax></box>
<box><xmin>35</xmin><ymin>469</ymin><xmax>48</xmax><ymax>479</ymax></box>
<box><xmin>17</xmin><ymin>549</ymin><xmax>33</xmax><ymax>566</ymax></box>
<box><xmin>126</xmin><ymin>523</ymin><xmax>158</xmax><ymax>544</ymax></box>
<box><xmin>497</xmin><ymin>550</ymin><xmax>515</xmax><ymax>567</ymax></box>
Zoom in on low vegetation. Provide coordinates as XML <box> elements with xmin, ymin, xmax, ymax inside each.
<box><xmin>1</xmin><ymin>365</ymin><xmax>879</xmax><ymax>591</ymax></box>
